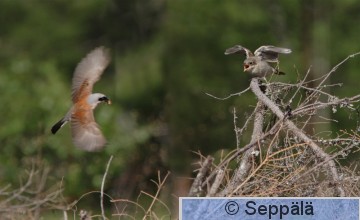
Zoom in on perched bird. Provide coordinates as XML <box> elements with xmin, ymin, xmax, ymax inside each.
<box><xmin>51</xmin><ymin>46</ymin><xmax>111</xmax><ymax>151</ymax></box>
<box><xmin>224</xmin><ymin>45</ymin><xmax>291</xmax><ymax>77</ymax></box>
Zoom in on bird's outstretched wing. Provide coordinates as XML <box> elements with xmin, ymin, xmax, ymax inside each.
<box><xmin>71</xmin><ymin>109</ymin><xmax>106</xmax><ymax>151</ymax></box>
<box><xmin>224</xmin><ymin>45</ymin><xmax>253</xmax><ymax>58</ymax></box>
<box><xmin>254</xmin><ymin>45</ymin><xmax>292</xmax><ymax>62</ymax></box>
<box><xmin>71</xmin><ymin>46</ymin><xmax>110</xmax><ymax>103</ymax></box>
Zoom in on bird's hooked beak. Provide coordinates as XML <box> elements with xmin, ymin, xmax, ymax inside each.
<box><xmin>99</xmin><ymin>96</ymin><xmax>112</xmax><ymax>105</ymax></box>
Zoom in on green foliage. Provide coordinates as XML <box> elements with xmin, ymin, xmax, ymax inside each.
<box><xmin>0</xmin><ymin>0</ymin><xmax>360</xmax><ymax>215</ymax></box>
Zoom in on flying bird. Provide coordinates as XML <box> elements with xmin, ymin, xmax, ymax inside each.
<box><xmin>51</xmin><ymin>46</ymin><xmax>111</xmax><ymax>151</ymax></box>
<box><xmin>224</xmin><ymin>45</ymin><xmax>291</xmax><ymax>77</ymax></box>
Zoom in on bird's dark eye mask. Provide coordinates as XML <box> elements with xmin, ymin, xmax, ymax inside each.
<box><xmin>98</xmin><ymin>96</ymin><xmax>111</xmax><ymax>104</ymax></box>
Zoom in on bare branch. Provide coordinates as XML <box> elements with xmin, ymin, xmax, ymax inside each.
<box><xmin>222</xmin><ymin>100</ymin><xmax>265</xmax><ymax>195</ymax></box>
<box><xmin>207</xmin><ymin>169</ymin><xmax>225</xmax><ymax>196</ymax></box>
<box><xmin>188</xmin><ymin>156</ymin><xmax>214</xmax><ymax>196</ymax></box>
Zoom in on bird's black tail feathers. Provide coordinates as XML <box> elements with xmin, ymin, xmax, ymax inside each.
<box><xmin>51</xmin><ymin>119</ymin><xmax>66</xmax><ymax>134</ymax></box>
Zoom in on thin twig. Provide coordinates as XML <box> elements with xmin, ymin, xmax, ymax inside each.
<box><xmin>288</xmin><ymin>67</ymin><xmax>312</xmax><ymax>103</ymax></box>
<box><xmin>206</xmin><ymin>87</ymin><xmax>250</xmax><ymax>100</ymax></box>
<box><xmin>317</xmin><ymin>52</ymin><xmax>360</xmax><ymax>89</ymax></box>
<box><xmin>143</xmin><ymin>171</ymin><xmax>171</xmax><ymax>219</ymax></box>
<box><xmin>101</xmin><ymin>155</ymin><xmax>114</xmax><ymax>220</ymax></box>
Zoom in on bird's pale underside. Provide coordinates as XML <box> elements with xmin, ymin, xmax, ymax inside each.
<box><xmin>225</xmin><ymin>45</ymin><xmax>292</xmax><ymax>77</ymax></box>
<box><xmin>51</xmin><ymin>46</ymin><xmax>111</xmax><ymax>151</ymax></box>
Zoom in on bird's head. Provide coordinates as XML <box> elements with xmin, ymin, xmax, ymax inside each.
<box><xmin>88</xmin><ymin>93</ymin><xmax>111</xmax><ymax>109</ymax></box>
<box><xmin>243</xmin><ymin>57</ymin><xmax>257</xmax><ymax>72</ymax></box>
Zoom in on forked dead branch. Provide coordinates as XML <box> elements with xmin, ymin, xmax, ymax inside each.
<box><xmin>190</xmin><ymin>52</ymin><xmax>360</xmax><ymax>197</ymax></box>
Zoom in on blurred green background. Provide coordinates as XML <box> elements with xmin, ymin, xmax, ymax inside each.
<box><xmin>0</xmin><ymin>0</ymin><xmax>360</xmax><ymax>216</ymax></box>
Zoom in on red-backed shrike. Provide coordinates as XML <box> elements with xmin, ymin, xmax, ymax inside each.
<box><xmin>51</xmin><ymin>46</ymin><xmax>111</xmax><ymax>151</ymax></box>
<box><xmin>225</xmin><ymin>45</ymin><xmax>291</xmax><ymax>77</ymax></box>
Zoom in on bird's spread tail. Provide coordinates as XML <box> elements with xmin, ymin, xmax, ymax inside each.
<box><xmin>51</xmin><ymin>119</ymin><xmax>68</xmax><ymax>134</ymax></box>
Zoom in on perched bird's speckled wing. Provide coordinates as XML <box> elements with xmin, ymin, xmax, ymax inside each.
<box><xmin>71</xmin><ymin>47</ymin><xmax>110</xmax><ymax>103</ymax></box>
<box><xmin>254</xmin><ymin>45</ymin><xmax>292</xmax><ymax>62</ymax></box>
<box><xmin>224</xmin><ymin>45</ymin><xmax>253</xmax><ymax>58</ymax></box>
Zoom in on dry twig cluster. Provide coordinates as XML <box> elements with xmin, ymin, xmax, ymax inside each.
<box><xmin>0</xmin><ymin>156</ymin><xmax>171</xmax><ymax>219</ymax></box>
<box><xmin>0</xmin><ymin>162</ymin><xmax>66</xmax><ymax>219</ymax></box>
<box><xmin>190</xmin><ymin>52</ymin><xmax>360</xmax><ymax>197</ymax></box>
<box><xmin>62</xmin><ymin>156</ymin><xmax>171</xmax><ymax>219</ymax></box>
